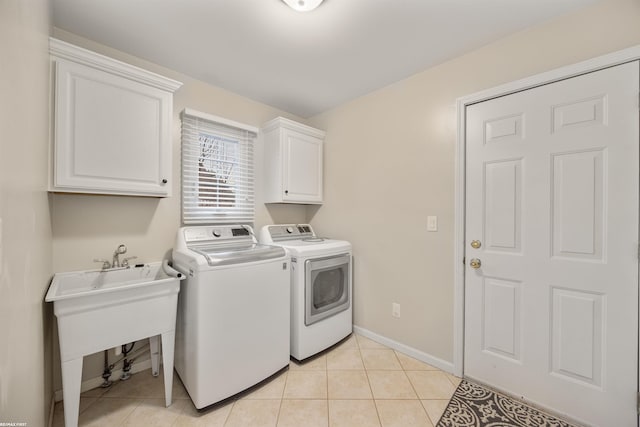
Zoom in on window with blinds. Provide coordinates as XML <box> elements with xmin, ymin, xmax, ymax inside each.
<box><xmin>181</xmin><ymin>109</ymin><xmax>257</xmax><ymax>224</ymax></box>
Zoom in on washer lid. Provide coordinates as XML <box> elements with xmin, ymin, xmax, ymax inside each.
<box><xmin>190</xmin><ymin>242</ymin><xmax>286</xmax><ymax>266</ymax></box>
<box><xmin>271</xmin><ymin>239</ymin><xmax>351</xmax><ymax>257</ymax></box>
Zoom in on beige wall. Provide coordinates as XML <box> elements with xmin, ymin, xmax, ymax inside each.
<box><xmin>0</xmin><ymin>0</ymin><xmax>53</xmax><ymax>424</ymax></box>
<box><xmin>308</xmin><ymin>0</ymin><xmax>640</xmax><ymax>363</ymax></box>
<box><xmin>50</xmin><ymin>29</ymin><xmax>309</xmax><ymax>389</ymax></box>
<box><xmin>8</xmin><ymin>0</ymin><xmax>638</xmax><ymax>410</ymax></box>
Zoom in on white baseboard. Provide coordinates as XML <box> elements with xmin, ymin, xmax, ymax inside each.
<box><xmin>353</xmin><ymin>325</ymin><xmax>455</xmax><ymax>374</ymax></box>
<box><xmin>53</xmin><ymin>359</ymin><xmax>153</xmax><ymax>402</ymax></box>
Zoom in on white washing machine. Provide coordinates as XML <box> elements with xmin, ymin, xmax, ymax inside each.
<box><xmin>172</xmin><ymin>225</ymin><xmax>290</xmax><ymax>409</ymax></box>
<box><xmin>259</xmin><ymin>224</ymin><xmax>352</xmax><ymax>361</ymax></box>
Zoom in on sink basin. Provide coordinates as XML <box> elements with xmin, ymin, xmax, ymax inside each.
<box><xmin>46</xmin><ymin>262</ymin><xmax>181</xmax><ymax>357</ymax></box>
<box><xmin>46</xmin><ymin>262</ymin><xmax>178</xmax><ymax>304</ymax></box>
<box><xmin>46</xmin><ymin>262</ymin><xmax>183</xmax><ymax>427</ymax></box>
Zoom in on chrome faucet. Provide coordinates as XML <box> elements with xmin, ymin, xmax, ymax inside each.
<box><xmin>112</xmin><ymin>244</ymin><xmax>127</xmax><ymax>268</ymax></box>
<box><xmin>93</xmin><ymin>244</ymin><xmax>137</xmax><ymax>270</ymax></box>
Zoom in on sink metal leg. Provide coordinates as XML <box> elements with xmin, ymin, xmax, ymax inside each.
<box><xmin>149</xmin><ymin>335</ymin><xmax>160</xmax><ymax>376</ymax></box>
<box><xmin>61</xmin><ymin>357</ymin><xmax>83</xmax><ymax>427</ymax></box>
<box><xmin>161</xmin><ymin>330</ymin><xmax>175</xmax><ymax>407</ymax></box>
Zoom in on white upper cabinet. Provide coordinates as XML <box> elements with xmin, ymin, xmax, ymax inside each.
<box><xmin>262</xmin><ymin>117</ymin><xmax>325</xmax><ymax>204</ymax></box>
<box><xmin>49</xmin><ymin>38</ymin><xmax>182</xmax><ymax>197</ymax></box>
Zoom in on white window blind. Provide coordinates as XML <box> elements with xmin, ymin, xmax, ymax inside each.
<box><xmin>181</xmin><ymin>109</ymin><xmax>257</xmax><ymax>224</ymax></box>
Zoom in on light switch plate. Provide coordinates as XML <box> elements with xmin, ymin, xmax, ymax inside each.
<box><xmin>427</xmin><ymin>216</ymin><xmax>438</xmax><ymax>231</ymax></box>
<box><xmin>392</xmin><ymin>303</ymin><xmax>401</xmax><ymax>318</ymax></box>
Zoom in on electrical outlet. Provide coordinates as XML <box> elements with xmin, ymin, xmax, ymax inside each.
<box><xmin>392</xmin><ymin>303</ymin><xmax>401</xmax><ymax>318</ymax></box>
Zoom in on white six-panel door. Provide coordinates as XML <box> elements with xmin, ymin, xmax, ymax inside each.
<box><xmin>464</xmin><ymin>61</ymin><xmax>639</xmax><ymax>426</ymax></box>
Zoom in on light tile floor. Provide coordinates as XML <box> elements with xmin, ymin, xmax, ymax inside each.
<box><xmin>53</xmin><ymin>334</ymin><xmax>461</xmax><ymax>426</ymax></box>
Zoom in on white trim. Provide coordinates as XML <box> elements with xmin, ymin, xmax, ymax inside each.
<box><xmin>53</xmin><ymin>359</ymin><xmax>153</xmax><ymax>402</ymax></box>
<box><xmin>261</xmin><ymin>116</ymin><xmax>325</xmax><ymax>138</ymax></box>
<box><xmin>182</xmin><ymin>108</ymin><xmax>259</xmax><ymax>136</ymax></box>
<box><xmin>452</xmin><ymin>101</ymin><xmax>466</xmax><ymax>378</ymax></box>
<box><xmin>453</xmin><ymin>44</ymin><xmax>640</xmax><ymax>377</ymax></box>
<box><xmin>353</xmin><ymin>325</ymin><xmax>454</xmax><ymax>374</ymax></box>
<box><xmin>457</xmin><ymin>45</ymin><xmax>640</xmax><ymax>108</ymax></box>
<box><xmin>49</xmin><ymin>38</ymin><xmax>183</xmax><ymax>92</ymax></box>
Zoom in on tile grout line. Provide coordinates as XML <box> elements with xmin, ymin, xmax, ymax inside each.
<box><xmin>169</xmin><ymin>397</ymin><xmax>187</xmax><ymax>427</ymax></box>
<box><xmin>421</xmin><ymin>399</ymin><xmax>449</xmax><ymax>427</ymax></box>
<box><xmin>444</xmin><ymin>372</ymin><xmax>461</xmax><ymax>388</ymax></box>
<box><xmin>366</xmin><ymin>337</ymin><xmax>441</xmax><ymax>427</ymax></box>
<box><xmin>323</xmin><ymin>353</ymin><xmax>329</xmax><ymax>427</ymax></box>
<box><xmin>325</xmin><ymin>354</ymin><xmax>330</xmax><ymax>427</ymax></box>
<box><xmin>274</xmin><ymin>399</ymin><xmax>284</xmax><ymax>426</ymax></box>
<box><xmin>357</xmin><ymin>335</ymin><xmax>384</xmax><ymax>427</ymax></box>
<box><xmin>274</xmin><ymin>366</ymin><xmax>289</xmax><ymax>427</ymax></box>
<box><xmin>396</xmin><ymin>349</ymin><xmax>434</xmax><ymax>425</ymax></box>
<box><xmin>222</xmin><ymin>400</ymin><xmax>236</xmax><ymax>427</ymax></box>
<box><xmin>114</xmin><ymin>397</ymin><xmax>143</xmax><ymax>426</ymax></box>
<box><xmin>78</xmin><ymin>395</ymin><xmax>98</xmax><ymax>416</ymax></box>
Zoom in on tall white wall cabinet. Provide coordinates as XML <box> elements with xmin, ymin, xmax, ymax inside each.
<box><xmin>49</xmin><ymin>38</ymin><xmax>182</xmax><ymax>197</ymax></box>
<box><xmin>262</xmin><ymin>117</ymin><xmax>325</xmax><ymax>204</ymax></box>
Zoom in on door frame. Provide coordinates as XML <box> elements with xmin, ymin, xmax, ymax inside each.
<box><xmin>453</xmin><ymin>45</ymin><xmax>640</xmax><ymax>377</ymax></box>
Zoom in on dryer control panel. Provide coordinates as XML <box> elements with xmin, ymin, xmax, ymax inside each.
<box><xmin>261</xmin><ymin>224</ymin><xmax>316</xmax><ymax>242</ymax></box>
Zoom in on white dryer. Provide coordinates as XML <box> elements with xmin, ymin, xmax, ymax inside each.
<box><xmin>259</xmin><ymin>224</ymin><xmax>352</xmax><ymax>361</ymax></box>
<box><xmin>172</xmin><ymin>225</ymin><xmax>290</xmax><ymax>409</ymax></box>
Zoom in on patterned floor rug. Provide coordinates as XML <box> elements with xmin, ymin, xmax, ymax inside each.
<box><xmin>436</xmin><ymin>380</ymin><xmax>578</xmax><ymax>427</ymax></box>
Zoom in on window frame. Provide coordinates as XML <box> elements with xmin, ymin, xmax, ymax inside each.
<box><xmin>180</xmin><ymin>108</ymin><xmax>258</xmax><ymax>225</ymax></box>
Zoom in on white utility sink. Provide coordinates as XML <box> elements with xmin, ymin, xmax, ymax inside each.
<box><xmin>46</xmin><ymin>262</ymin><xmax>183</xmax><ymax>427</ymax></box>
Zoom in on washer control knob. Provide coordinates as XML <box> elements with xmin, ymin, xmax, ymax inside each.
<box><xmin>286</xmin><ymin>226</ymin><xmax>294</xmax><ymax>234</ymax></box>
<box><xmin>212</xmin><ymin>230</ymin><xmax>221</xmax><ymax>238</ymax></box>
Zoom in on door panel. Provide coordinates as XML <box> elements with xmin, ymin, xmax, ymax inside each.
<box><xmin>552</xmin><ymin>96</ymin><xmax>605</xmax><ymax>133</ymax></box>
<box><xmin>484</xmin><ymin>159</ymin><xmax>522</xmax><ymax>252</ymax></box>
<box><xmin>551</xmin><ymin>150</ymin><xmax>604</xmax><ymax>260</ymax></box>
<box><xmin>482</xmin><ymin>277</ymin><xmax>522</xmax><ymax>361</ymax></box>
<box><xmin>550</xmin><ymin>287</ymin><xmax>603</xmax><ymax>387</ymax></box>
<box><xmin>464</xmin><ymin>61</ymin><xmax>639</xmax><ymax>427</ymax></box>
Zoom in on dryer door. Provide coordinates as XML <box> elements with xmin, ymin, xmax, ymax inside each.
<box><xmin>304</xmin><ymin>253</ymin><xmax>351</xmax><ymax>326</ymax></box>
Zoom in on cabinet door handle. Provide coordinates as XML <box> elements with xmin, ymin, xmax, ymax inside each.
<box><xmin>284</xmin><ymin>190</ymin><xmax>288</xmax><ymax>194</ymax></box>
<box><xmin>161</xmin><ymin>179</ymin><xmax>168</xmax><ymax>184</ymax></box>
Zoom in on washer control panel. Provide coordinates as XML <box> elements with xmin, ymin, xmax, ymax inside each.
<box><xmin>183</xmin><ymin>225</ymin><xmax>253</xmax><ymax>244</ymax></box>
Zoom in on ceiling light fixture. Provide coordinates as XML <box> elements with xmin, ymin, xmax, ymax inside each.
<box><xmin>282</xmin><ymin>0</ymin><xmax>324</xmax><ymax>12</ymax></box>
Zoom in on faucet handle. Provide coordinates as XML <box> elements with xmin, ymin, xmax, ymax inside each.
<box><xmin>93</xmin><ymin>259</ymin><xmax>111</xmax><ymax>270</ymax></box>
<box><xmin>122</xmin><ymin>256</ymin><xmax>137</xmax><ymax>268</ymax></box>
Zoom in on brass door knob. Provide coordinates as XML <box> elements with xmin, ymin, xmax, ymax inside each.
<box><xmin>470</xmin><ymin>240</ymin><xmax>481</xmax><ymax>249</ymax></box>
<box><xmin>469</xmin><ymin>258</ymin><xmax>481</xmax><ymax>269</ymax></box>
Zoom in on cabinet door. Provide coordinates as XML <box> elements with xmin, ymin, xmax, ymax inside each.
<box><xmin>282</xmin><ymin>129</ymin><xmax>323</xmax><ymax>203</ymax></box>
<box><xmin>53</xmin><ymin>59</ymin><xmax>172</xmax><ymax>196</ymax></box>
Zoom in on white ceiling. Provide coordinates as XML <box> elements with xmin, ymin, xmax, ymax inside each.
<box><xmin>53</xmin><ymin>0</ymin><xmax>597</xmax><ymax>118</ymax></box>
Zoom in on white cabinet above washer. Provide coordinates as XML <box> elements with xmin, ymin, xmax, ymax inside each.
<box><xmin>49</xmin><ymin>38</ymin><xmax>182</xmax><ymax>197</ymax></box>
<box><xmin>262</xmin><ymin>117</ymin><xmax>325</xmax><ymax>204</ymax></box>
